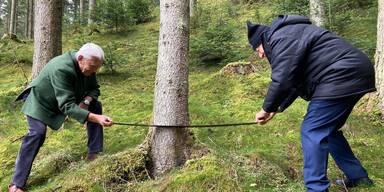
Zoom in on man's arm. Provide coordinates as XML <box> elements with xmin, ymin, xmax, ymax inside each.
<box><xmin>262</xmin><ymin>37</ymin><xmax>308</xmax><ymax>113</ymax></box>
<box><xmin>86</xmin><ymin>75</ymin><xmax>100</xmax><ymax>100</ymax></box>
<box><xmin>51</xmin><ymin>69</ymin><xmax>90</xmax><ymax>124</ymax></box>
<box><xmin>88</xmin><ymin>113</ymin><xmax>113</xmax><ymax>126</ymax></box>
<box><xmin>277</xmin><ymin>88</ymin><xmax>299</xmax><ymax>113</ymax></box>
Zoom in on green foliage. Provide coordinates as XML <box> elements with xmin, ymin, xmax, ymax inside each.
<box><xmin>324</xmin><ymin>1</ymin><xmax>377</xmax><ymax>59</ymax></box>
<box><xmin>96</xmin><ymin>0</ymin><xmax>135</xmax><ymax>31</ymax></box>
<box><xmin>190</xmin><ymin>20</ymin><xmax>237</xmax><ymax>64</ymax></box>
<box><xmin>190</xmin><ymin>1</ymin><xmax>244</xmax><ymax>64</ymax></box>
<box><xmin>0</xmin><ymin>39</ymin><xmax>33</xmax><ymax>66</ymax></box>
<box><xmin>272</xmin><ymin>0</ymin><xmax>309</xmax><ymax>16</ymax></box>
<box><xmin>1</xmin><ymin>1</ymin><xmax>384</xmax><ymax>191</ymax></box>
<box><xmin>126</xmin><ymin>0</ymin><xmax>154</xmax><ymax>24</ymax></box>
<box><xmin>96</xmin><ymin>0</ymin><xmax>153</xmax><ymax>32</ymax></box>
<box><xmin>102</xmin><ymin>41</ymin><xmax>128</xmax><ymax>73</ymax></box>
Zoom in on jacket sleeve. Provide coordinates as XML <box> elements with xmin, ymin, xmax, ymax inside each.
<box><xmin>51</xmin><ymin>69</ymin><xmax>89</xmax><ymax>124</ymax></box>
<box><xmin>277</xmin><ymin>89</ymin><xmax>299</xmax><ymax>112</ymax></box>
<box><xmin>86</xmin><ymin>75</ymin><xmax>100</xmax><ymax>100</ymax></box>
<box><xmin>262</xmin><ymin>37</ymin><xmax>307</xmax><ymax>112</ymax></box>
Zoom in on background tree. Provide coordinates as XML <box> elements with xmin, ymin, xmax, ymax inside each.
<box><xmin>25</xmin><ymin>0</ymin><xmax>33</xmax><ymax>39</ymax></box>
<box><xmin>310</xmin><ymin>0</ymin><xmax>325</xmax><ymax>27</ymax></box>
<box><xmin>79</xmin><ymin>0</ymin><xmax>84</xmax><ymax>24</ymax></box>
<box><xmin>32</xmin><ymin>0</ymin><xmax>63</xmax><ymax>79</ymax></box>
<box><xmin>96</xmin><ymin>0</ymin><xmax>153</xmax><ymax>32</ymax></box>
<box><xmin>88</xmin><ymin>0</ymin><xmax>95</xmax><ymax>25</ymax></box>
<box><xmin>376</xmin><ymin>0</ymin><xmax>384</xmax><ymax>114</ymax></box>
<box><xmin>150</xmin><ymin>0</ymin><xmax>190</xmax><ymax>176</ymax></box>
<box><xmin>190</xmin><ymin>0</ymin><xmax>195</xmax><ymax>17</ymax></box>
<box><xmin>9</xmin><ymin>0</ymin><xmax>17</xmax><ymax>34</ymax></box>
<box><xmin>97</xmin><ymin>0</ymin><xmax>133</xmax><ymax>31</ymax></box>
<box><xmin>5</xmin><ymin>0</ymin><xmax>10</xmax><ymax>34</ymax></box>
<box><xmin>73</xmin><ymin>0</ymin><xmax>78</xmax><ymax>23</ymax></box>
<box><xmin>0</xmin><ymin>0</ymin><xmax>4</xmax><ymax>34</ymax></box>
<box><xmin>0</xmin><ymin>0</ymin><xmax>3</xmax><ymax>16</ymax></box>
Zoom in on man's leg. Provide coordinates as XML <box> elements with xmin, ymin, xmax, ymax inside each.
<box><xmin>328</xmin><ymin>95</ymin><xmax>369</xmax><ymax>181</ymax></box>
<box><xmin>11</xmin><ymin>116</ymin><xmax>47</xmax><ymax>189</ymax></box>
<box><xmin>86</xmin><ymin>100</ymin><xmax>103</xmax><ymax>156</ymax></box>
<box><xmin>329</xmin><ymin>130</ymin><xmax>368</xmax><ymax>179</ymax></box>
<box><xmin>301</xmin><ymin>95</ymin><xmax>365</xmax><ymax>192</ymax></box>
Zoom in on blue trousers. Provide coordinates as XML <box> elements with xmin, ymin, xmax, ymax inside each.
<box><xmin>301</xmin><ymin>94</ymin><xmax>369</xmax><ymax>192</ymax></box>
<box><xmin>11</xmin><ymin>100</ymin><xmax>103</xmax><ymax>189</ymax></box>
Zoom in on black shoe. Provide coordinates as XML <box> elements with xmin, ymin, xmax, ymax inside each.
<box><xmin>334</xmin><ymin>177</ymin><xmax>374</xmax><ymax>188</ymax></box>
<box><xmin>86</xmin><ymin>153</ymin><xmax>99</xmax><ymax>161</ymax></box>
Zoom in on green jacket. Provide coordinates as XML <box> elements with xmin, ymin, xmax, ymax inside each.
<box><xmin>21</xmin><ymin>51</ymin><xmax>100</xmax><ymax>130</ymax></box>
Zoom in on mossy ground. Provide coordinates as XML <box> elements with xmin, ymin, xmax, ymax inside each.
<box><xmin>1</xmin><ymin>1</ymin><xmax>383</xmax><ymax>191</ymax></box>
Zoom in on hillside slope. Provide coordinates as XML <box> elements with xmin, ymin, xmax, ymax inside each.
<box><xmin>1</xmin><ymin>1</ymin><xmax>383</xmax><ymax>191</ymax></box>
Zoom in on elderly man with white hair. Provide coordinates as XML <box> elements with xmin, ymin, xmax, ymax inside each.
<box><xmin>9</xmin><ymin>43</ymin><xmax>113</xmax><ymax>192</ymax></box>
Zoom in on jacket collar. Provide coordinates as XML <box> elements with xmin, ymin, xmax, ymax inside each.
<box><xmin>70</xmin><ymin>51</ymin><xmax>84</xmax><ymax>77</ymax></box>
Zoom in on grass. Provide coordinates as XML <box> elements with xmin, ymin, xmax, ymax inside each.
<box><xmin>1</xmin><ymin>1</ymin><xmax>383</xmax><ymax>191</ymax></box>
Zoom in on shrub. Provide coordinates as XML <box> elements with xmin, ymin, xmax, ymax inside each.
<box><xmin>190</xmin><ymin>1</ymin><xmax>241</xmax><ymax>64</ymax></box>
<box><xmin>190</xmin><ymin>20</ymin><xmax>237</xmax><ymax>64</ymax></box>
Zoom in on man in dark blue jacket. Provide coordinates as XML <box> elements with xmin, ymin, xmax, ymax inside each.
<box><xmin>247</xmin><ymin>15</ymin><xmax>375</xmax><ymax>192</ymax></box>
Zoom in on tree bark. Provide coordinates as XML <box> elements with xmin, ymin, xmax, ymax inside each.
<box><xmin>32</xmin><ymin>0</ymin><xmax>63</xmax><ymax>79</ymax></box>
<box><xmin>0</xmin><ymin>0</ymin><xmax>4</xmax><ymax>18</ymax></box>
<box><xmin>9</xmin><ymin>0</ymin><xmax>18</xmax><ymax>34</ymax></box>
<box><xmin>73</xmin><ymin>0</ymin><xmax>78</xmax><ymax>23</ymax></box>
<box><xmin>5</xmin><ymin>1</ymin><xmax>11</xmax><ymax>34</ymax></box>
<box><xmin>79</xmin><ymin>0</ymin><xmax>84</xmax><ymax>24</ymax></box>
<box><xmin>376</xmin><ymin>0</ymin><xmax>384</xmax><ymax>114</ymax></box>
<box><xmin>150</xmin><ymin>0</ymin><xmax>190</xmax><ymax>177</ymax></box>
<box><xmin>88</xmin><ymin>0</ymin><xmax>95</xmax><ymax>25</ymax></box>
<box><xmin>310</xmin><ymin>0</ymin><xmax>325</xmax><ymax>27</ymax></box>
<box><xmin>190</xmin><ymin>0</ymin><xmax>195</xmax><ymax>17</ymax></box>
<box><xmin>26</xmin><ymin>0</ymin><xmax>34</xmax><ymax>39</ymax></box>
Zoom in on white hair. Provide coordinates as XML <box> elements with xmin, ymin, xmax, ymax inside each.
<box><xmin>76</xmin><ymin>43</ymin><xmax>105</xmax><ymax>61</ymax></box>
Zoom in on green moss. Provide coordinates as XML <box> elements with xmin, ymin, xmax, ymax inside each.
<box><xmin>0</xmin><ymin>1</ymin><xmax>383</xmax><ymax>191</ymax></box>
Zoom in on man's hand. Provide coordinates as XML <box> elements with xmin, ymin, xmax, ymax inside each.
<box><xmin>88</xmin><ymin>113</ymin><xmax>113</xmax><ymax>127</ymax></box>
<box><xmin>255</xmin><ymin>109</ymin><xmax>276</xmax><ymax>125</ymax></box>
<box><xmin>79</xmin><ymin>102</ymin><xmax>89</xmax><ymax>110</ymax></box>
<box><xmin>79</xmin><ymin>96</ymin><xmax>93</xmax><ymax>110</ymax></box>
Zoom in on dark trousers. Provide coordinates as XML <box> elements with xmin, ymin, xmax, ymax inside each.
<box><xmin>11</xmin><ymin>100</ymin><xmax>103</xmax><ymax>189</ymax></box>
<box><xmin>301</xmin><ymin>94</ymin><xmax>369</xmax><ymax>192</ymax></box>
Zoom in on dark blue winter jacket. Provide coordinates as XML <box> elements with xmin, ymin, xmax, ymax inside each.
<box><xmin>261</xmin><ymin>15</ymin><xmax>376</xmax><ymax>112</ymax></box>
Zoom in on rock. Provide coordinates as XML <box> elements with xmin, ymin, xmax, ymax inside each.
<box><xmin>220</xmin><ymin>61</ymin><xmax>258</xmax><ymax>75</ymax></box>
<box><xmin>1</xmin><ymin>33</ymin><xmax>24</xmax><ymax>43</ymax></box>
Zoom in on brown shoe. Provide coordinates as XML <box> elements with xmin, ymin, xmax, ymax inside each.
<box><xmin>8</xmin><ymin>185</ymin><xmax>25</xmax><ymax>192</ymax></box>
<box><xmin>86</xmin><ymin>153</ymin><xmax>98</xmax><ymax>161</ymax></box>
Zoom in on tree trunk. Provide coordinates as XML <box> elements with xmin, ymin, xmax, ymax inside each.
<box><xmin>32</xmin><ymin>0</ymin><xmax>63</xmax><ymax>79</ymax></box>
<box><xmin>9</xmin><ymin>0</ymin><xmax>17</xmax><ymax>34</ymax></box>
<box><xmin>190</xmin><ymin>0</ymin><xmax>195</xmax><ymax>17</ymax></box>
<box><xmin>150</xmin><ymin>0</ymin><xmax>190</xmax><ymax>177</ymax></box>
<box><xmin>79</xmin><ymin>0</ymin><xmax>84</xmax><ymax>24</ymax></box>
<box><xmin>0</xmin><ymin>0</ymin><xmax>4</xmax><ymax>19</ymax></box>
<box><xmin>88</xmin><ymin>0</ymin><xmax>95</xmax><ymax>25</ymax></box>
<box><xmin>73</xmin><ymin>0</ymin><xmax>78</xmax><ymax>23</ymax></box>
<box><xmin>310</xmin><ymin>0</ymin><xmax>325</xmax><ymax>27</ymax></box>
<box><xmin>376</xmin><ymin>0</ymin><xmax>384</xmax><ymax>114</ymax></box>
<box><xmin>6</xmin><ymin>1</ymin><xmax>11</xmax><ymax>34</ymax></box>
<box><xmin>26</xmin><ymin>0</ymin><xmax>34</xmax><ymax>39</ymax></box>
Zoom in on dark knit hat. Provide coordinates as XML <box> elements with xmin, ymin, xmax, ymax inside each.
<box><xmin>246</xmin><ymin>21</ymin><xmax>270</xmax><ymax>50</ymax></box>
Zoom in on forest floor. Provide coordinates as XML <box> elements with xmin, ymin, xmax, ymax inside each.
<box><xmin>1</xmin><ymin>2</ymin><xmax>383</xmax><ymax>192</ymax></box>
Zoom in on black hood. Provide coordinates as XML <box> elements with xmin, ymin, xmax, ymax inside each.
<box><xmin>268</xmin><ymin>15</ymin><xmax>312</xmax><ymax>38</ymax></box>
